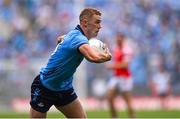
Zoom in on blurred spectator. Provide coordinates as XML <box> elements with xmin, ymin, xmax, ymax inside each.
<box><xmin>149</xmin><ymin>59</ymin><xmax>172</xmax><ymax>110</ymax></box>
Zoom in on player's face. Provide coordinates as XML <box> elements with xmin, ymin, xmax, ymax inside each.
<box><xmin>86</xmin><ymin>14</ymin><xmax>101</xmax><ymax>39</ymax></box>
<box><xmin>116</xmin><ymin>34</ymin><xmax>124</xmax><ymax>46</ymax></box>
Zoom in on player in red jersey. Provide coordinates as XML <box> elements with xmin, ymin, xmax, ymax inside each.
<box><xmin>106</xmin><ymin>32</ymin><xmax>135</xmax><ymax>118</ymax></box>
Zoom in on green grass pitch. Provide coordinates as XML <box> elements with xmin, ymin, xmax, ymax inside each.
<box><xmin>0</xmin><ymin>110</ymin><xmax>179</xmax><ymax>118</ymax></box>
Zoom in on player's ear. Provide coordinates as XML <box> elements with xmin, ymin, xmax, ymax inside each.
<box><xmin>81</xmin><ymin>18</ymin><xmax>88</xmax><ymax>28</ymax></box>
<box><xmin>85</xmin><ymin>19</ymin><xmax>88</xmax><ymax>27</ymax></box>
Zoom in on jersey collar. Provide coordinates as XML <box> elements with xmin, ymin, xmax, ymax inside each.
<box><xmin>75</xmin><ymin>25</ymin><xmax>85</xmax><ymax>36</ymax></box>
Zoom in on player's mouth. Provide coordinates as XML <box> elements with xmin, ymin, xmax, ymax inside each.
<box><xmin>96</xmin><ymin>30</ymin><xmax>99</xmax><ymax>34</ymax></box>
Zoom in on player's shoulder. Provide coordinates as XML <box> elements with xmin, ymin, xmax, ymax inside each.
<box><xmin>64</xmin><ymin>29</ymin><xmax>88</xmax><ymax>48</ymax></box>
<box><xmin>67</xmin><ymin>29</ymin><xmax>87</xmax><ymax>41</ymax></box>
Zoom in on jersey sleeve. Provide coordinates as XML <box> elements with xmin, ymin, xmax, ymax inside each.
<box><xmin>72</xmin><ymin>35</ymin><xmax>89</xmax><ymax>50</ymax></box>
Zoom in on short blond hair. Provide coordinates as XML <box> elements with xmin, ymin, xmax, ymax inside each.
<box><xmin>79</xmin><ymin>8</ymin><xmax>101</xmax><ymax>22</ymax></box>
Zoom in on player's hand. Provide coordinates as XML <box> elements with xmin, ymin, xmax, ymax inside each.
<box><xmin>103</xmin><ymin>43</ymin><xmax>112</xmax><ymax>59</ymax></box>
<box><xmin>57</xmin><ymin>35</ymin><xmax>65</xmax><ymax>44</ymax></box>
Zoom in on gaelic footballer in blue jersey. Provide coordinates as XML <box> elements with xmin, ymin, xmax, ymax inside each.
<box><xmin>30</xmin><ymin>8</ymin><xmax>111</xmax><ymax>118</ymax></box>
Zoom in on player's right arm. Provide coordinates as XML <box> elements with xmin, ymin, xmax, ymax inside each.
<box><xmin>106</xmin><ymin>61</ymin><xmax>129</xmax><ymax>69</ymax></box>
<box><xmin>79</xmin><ymin>44</ymin><xmax>111</xmax><ymax>63</ymax></box>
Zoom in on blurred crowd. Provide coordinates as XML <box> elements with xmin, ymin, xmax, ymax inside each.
<box><xmin>0</xmin><ymin>0</ymin><xmax>76</xmax><ymax>59</ymax></box>
<box><xmin>0</xmin><ymin>0</ymin><xmax>179</xmax><ymax>93</ymax></box>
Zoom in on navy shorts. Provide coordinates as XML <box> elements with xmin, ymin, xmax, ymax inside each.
<box><xmin>30</xmin><ymin>75</ymin><xmax>77</xmax><ymax>113</ymax></box>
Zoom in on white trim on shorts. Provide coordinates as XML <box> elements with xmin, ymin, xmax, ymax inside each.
<box><xmin>107</xmin><ymin>76</ymin><xmax>133</xmax><ymax>92</ymax></box>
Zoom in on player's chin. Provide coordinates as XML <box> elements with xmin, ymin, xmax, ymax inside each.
<box><xmin>90</xmin><ymin>35</ymin><xmax>97</xmax><ymax>39</ymax></box>
<box><xmin>93</xmin><ymin>33</ymin><xmax>98</xmax><ymax>37</ymax></box>
<box><xmin>90</xmin><ymin>32</ymin><xmax>98</xmax><ymax>38</ymax></box>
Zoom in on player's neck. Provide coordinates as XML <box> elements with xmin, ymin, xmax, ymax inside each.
<box><xmin>79</xmin><ymin>25</ymin><xmax>89</xmax><ymax>39</ymax></box>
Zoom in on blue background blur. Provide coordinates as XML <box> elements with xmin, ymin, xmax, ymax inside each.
<box><xmin>0</xmin><ymin>0</ymin><xmax>179</xmax><ymax>111</ymax></box>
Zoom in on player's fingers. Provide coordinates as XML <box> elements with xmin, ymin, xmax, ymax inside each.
<box><xmin>102</xmin><ymin>43</ymin><xmax>108</xmax><ymax>53</ymax></box>
<box><xmin>57</xmin><ymin>35</ymin><xmax>65</xmax><ymax>44</ymax></box>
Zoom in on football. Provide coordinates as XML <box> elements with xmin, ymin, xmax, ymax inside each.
<box><xmin>89</xmin><ymin>38</ymin><xmax>106</xmax><ymax>52</ymax></box>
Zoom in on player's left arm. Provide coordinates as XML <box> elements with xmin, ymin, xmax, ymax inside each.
<box><xmin>57</xmin><ymin>35</ymin><xmax>66</xmax><ymax>44</ymax></box>
<box><xmin>106</xmin><ymin>61</ymin><xmax>129</xmax><ymax>69</ymax></box>
<box><xmin>114</xmin><ymin>61</ymin><xmax>129</xmax><ymax>69</ymax></box>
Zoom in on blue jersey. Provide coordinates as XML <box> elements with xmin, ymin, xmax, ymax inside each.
<box><xmin>40</xmin><ymin>25</ymin><xmax>88</xmax><ymax>91</ymax></box>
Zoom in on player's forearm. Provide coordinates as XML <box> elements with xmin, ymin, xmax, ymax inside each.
<box><xmin>81</xmin><ymin>45</ymin><xmax>111</xmax><ymax>63</ymax></box>
<box><xmin>87</xmin><ymin>52</ymin><xmax>111</xmax><ymax>63</ymax></box>
<box><xmin>108</xmin><ymin>62</ymin><xmax>128</xmax><ymax>69</ymax></box>
<box><xmin>116</xmin><ymin>62</ymin><xmax>128</xmax><ymax>68</ymax></box>
<box><xmin>95</xmin><ymin>55</ymin><xmax>111</xmax><ymax>63</ymax></box>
